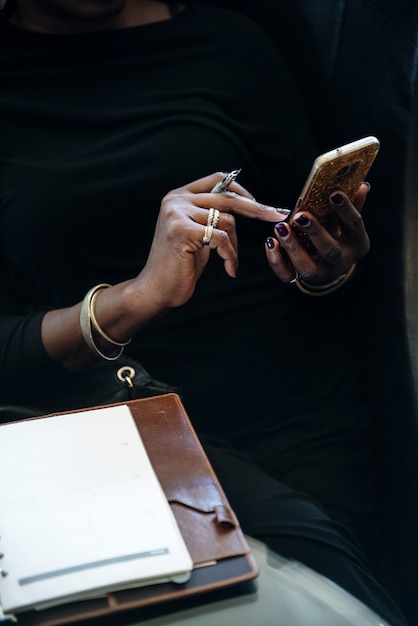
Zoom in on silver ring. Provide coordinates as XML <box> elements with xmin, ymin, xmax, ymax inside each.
<box><xmin>202</xmin><ymin>208</ymin><xmax>220</xmax><ymax>245</ymax></box>
<box><xmin>289</xmin><ymin>270</ymin><xmax>302</xmax><ymax>284</ymax></box>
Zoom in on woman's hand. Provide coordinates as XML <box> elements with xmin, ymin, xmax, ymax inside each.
<box><xmin>264</xmin><ymin>183</ymin><xmax>371</xmax><ymax>284</ymax></box>
<box><xmin>136</xmin><ymin>172</ymin><xmax>287</xmax><ymax>309</ymax></box>
<box><xmin>41</xmin><ymin>171</ymin><xmax>289</xmax><ymax>369</ymax></box>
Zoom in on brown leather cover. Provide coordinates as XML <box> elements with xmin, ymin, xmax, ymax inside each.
<box><xmin>12</xmin><ymin>394</ymin><xmax>258</xmax><ymax>626</ymax></box>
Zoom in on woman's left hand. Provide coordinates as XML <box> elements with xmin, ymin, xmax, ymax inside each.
<box><xmin>265</xmin><ymin>183</ymin><xmax>371</xmax><ymax>284</ymax></box>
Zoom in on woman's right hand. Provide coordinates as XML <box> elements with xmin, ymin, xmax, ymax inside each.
<box><xmin>137</xmin><ymin>172</ymin><xmax>241</xmax><ymax>309</ymax></box>
<box><xmin>42</xmin><ymin>172</ymin><xmax>284</xmax><ymax>369</ymax></box>
<box><xmin>130</xmin><ymin>171</ymin><xmax>286</xmax><ymax>308</ymax></box>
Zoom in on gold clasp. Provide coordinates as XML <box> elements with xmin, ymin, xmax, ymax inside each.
<box><xmin>117</xmin><ymin>366</ymin><xmax>135</xmax><ymax>388</ymax></box>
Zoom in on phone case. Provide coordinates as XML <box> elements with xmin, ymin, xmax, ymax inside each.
<box><xmin>288</xmin><ymin>136</ymin><xmax>380</xmax><ymax>247</ymax></box>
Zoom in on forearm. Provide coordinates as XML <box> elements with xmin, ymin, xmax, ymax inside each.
<box><xmin>42</xmin><ymin>278</ymin><xmax>168</xmax><ymax>371</ymax></box>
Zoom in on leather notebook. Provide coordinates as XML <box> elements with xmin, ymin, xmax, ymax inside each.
<box><xmin>0</xmin><ymin>393</ymin><xmax>258</xmax><ymax>626</ymax></box>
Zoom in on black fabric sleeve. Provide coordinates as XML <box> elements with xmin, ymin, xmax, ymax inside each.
<box><xmin>0</xmin><ymin>310</ymin><xmax>71</xmax><ymax>402</ymax></box>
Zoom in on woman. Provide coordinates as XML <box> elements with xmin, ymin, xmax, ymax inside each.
<box><xmin>0</xmin><ymin>1</ymin><xmax>409</xmax><ymax>623</ymax></box>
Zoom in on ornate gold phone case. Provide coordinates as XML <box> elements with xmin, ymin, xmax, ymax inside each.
<box><xmin>288</xmin><ymin>136</ymin><xmax>380</xmax><ymax>248</ymax></box>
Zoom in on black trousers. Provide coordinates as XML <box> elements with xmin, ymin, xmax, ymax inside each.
<box><xmin>201</xmin><ymin>437</ymin><xmax>409</xmax><ymax>626</ymax></box>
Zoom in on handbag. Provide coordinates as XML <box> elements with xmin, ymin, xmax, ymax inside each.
<box><xmin>0</xmin><ymin>356</ymin><xmax>181</xmax><ymax>422</ymax></box>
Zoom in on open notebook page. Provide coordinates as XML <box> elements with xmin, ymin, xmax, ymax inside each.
<box><xmin>0</xmin><ymin>405</ymin><xmax>192</xmax><ymax>614</ymax></box>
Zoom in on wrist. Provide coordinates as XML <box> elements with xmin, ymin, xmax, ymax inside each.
<box><xmin>121</xmin><ymin>277</ymin><xmax>170</xmax><ymax>323</ymax></box>
<box><xmin>80</xmin><ymin>284</ymin><xmax>129</xmax><ymax>361</ymax></box>
<box><xmin>80</xmin><ymin>279</ymin><xmax>165</xmax><ymax>361</ymax></box>
<box><xmin>295</xmin><ymin>263</ymin><xmax>356</xmax><ymax>296</ymax></box>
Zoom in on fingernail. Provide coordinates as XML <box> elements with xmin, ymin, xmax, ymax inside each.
<box><xmin>275</xmin><ymin>207</ymin><xmax>291</xmax><ymax>216</ymax></box>
<box><xmin>362</xmin><ymin>181</ymin><xmax>371</xmax><ymax>190</ymax></box>
<box><xmin>275</xmin><ymin>223</ymin><xmax>288</xmax><ymax>238</ymax></box>
<box><xmin>330</xmin><ymin>192</ymin><xmax>343</xmax><ymax>205</ymax></box>
<box><xmin>266</xmin><ymin>237</ymin><xmax>275</xmax><ymax>250</ymax></box>
<box><xmin>294</xmin><ymin>214</ymin><xmax>310</xmax><ymax>227</ymax></box>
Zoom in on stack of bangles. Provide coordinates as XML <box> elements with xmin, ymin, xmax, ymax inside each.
<box><xmin>79</xmin><ymin>283</ymin><xmax>132</xmax><ymax>360</ymax></box>
<box><xmin>293</xmin><ymin>263</ymin><xmax>356</xmax><ymax>296</ymax></box>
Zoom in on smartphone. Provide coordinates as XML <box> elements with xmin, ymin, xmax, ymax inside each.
<box><xmin>287</xmin><ymin>136</ymin><xmax>380</xmax><ymax>248</ymax></box>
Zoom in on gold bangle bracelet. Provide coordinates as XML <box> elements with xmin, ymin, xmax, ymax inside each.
<box><xmin>90</xmin><ymin>286</ymin><xmax>132</xmax><ymax>347</ymax></box>
<box><xmin>79</xmin><ymin>284</ymin><xmax>124</xmax><ymax>361</ymax></box>
<box><xmin>295</xmin><ymin>263</ymin><xmax>356</xmax><ymax>296</ymax></box>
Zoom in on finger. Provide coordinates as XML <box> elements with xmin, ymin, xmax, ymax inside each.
<box><xmin>264</xmin><ymin>236</ymin><xmax>297</xmax><ymax>283</ymax></box>
<box><xmin>212</xmin><ymin>174</ymin><xmax>256</xmax><ymax>200</ymax></box>
<box><xmin>197</xmin><ymin>206</ymin><xmax>239</xmax><ymax>276</ymax></box>
<box><xmin>218</xmin><ymin>212</ymin><xmax>238</xmax><ymax>251</ymax></box>
<box><xmin>352</xmin><ymin>182</ymin><xmax>371</xmax><ymax>212</ymax></box>
<box><xmin>328</xmin><ymin>192</ymin><xmax>370</xmax><ymax>257</ymax></box>
<box><xmin>290</xmin><ymin>213</ymin><xmax>349</xmax><ymax>272</ymax></box>
<box><xmin>206</xmin><ymin>228</ymin><xmax>239</xmax><ymax>278</ymax></box>
<box><xmin>196</xmin><ymin>191</ymin><xmax>290</xmax><ymax>223</ymax></box>
<box><xmin>168</xmin><ymin>172</ymin><xmax>291</xmax><ymax>222</ymax></box>
<box><xmin>196</xmin><ymin>208</ymin><xmax>238</xmax><ymax>252</ymax></box>
<box><xmin>170</xmin><ymin>172</ymin><xmax>290</xmax><ymax>222</ymax></box>
<box><xmin>272</xmin><ymin>222</ymin><xmax>320</xmax><ymax>281</ymax></box>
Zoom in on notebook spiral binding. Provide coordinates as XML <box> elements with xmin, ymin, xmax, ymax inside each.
<box><xmin>0</xmin><ymin>558</ymin><xmax>17</xmax><ymax>622</ymax></box>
